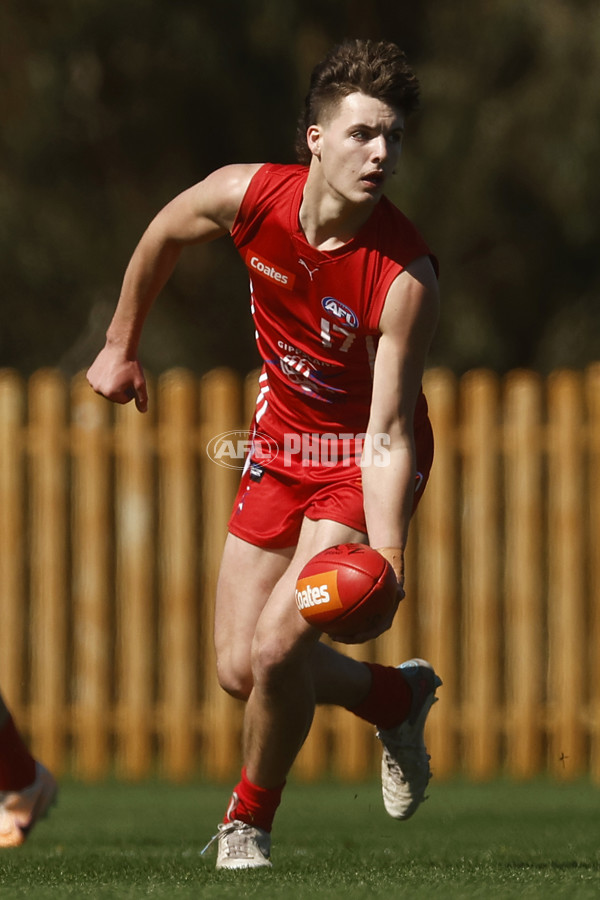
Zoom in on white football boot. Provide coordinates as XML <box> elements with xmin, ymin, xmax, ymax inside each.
<box><xmin>0</xmin><ymin>762</ymin><xmax>58</xmax><ymax>848</ymax></box>
<box><xmin>376</xmin><ymin>658</ymin><xmax>442</xmax><ymax>820</ymax></box>
<box><xmin>202</xmin><ymin>819</ymin><xmax>272</xmax><ymax>870</ymax></box>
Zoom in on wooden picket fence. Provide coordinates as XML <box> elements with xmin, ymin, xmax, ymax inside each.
<box><xmin>0</xmin><ymin>365</ymin><xmax>599</xmax><ymax>783</ymax></box>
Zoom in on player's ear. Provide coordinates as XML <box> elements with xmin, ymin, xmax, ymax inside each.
<box><xmin>306</xmin><ymin>125</ymin><xmax>322</xmax><ymax>159</ymax></box>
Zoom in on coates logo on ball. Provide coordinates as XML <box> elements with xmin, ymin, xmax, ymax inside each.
<box><xmin>295</xmin><ymin>568</ymin><xmax>344</xmax><ymax>615</ymax></box>
<box><xmin>295</xmin><ymin>543</ymin><xmax>398</xmax><ymax>641</ymax></box>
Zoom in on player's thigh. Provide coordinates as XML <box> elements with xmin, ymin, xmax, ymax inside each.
<box><xmin>293</xmin><ymin>515</ymin><xmax>367</xmax><ymax>568</ymax></box>
<box><xmin>214</xmin><ymin>532</ymin><xmax>293</xmax><ymax>698</ymax></box>
<box><xmin>251</xmin><ymin>517</ymin><xmax>367</xmax><ymax>671</ymax></box>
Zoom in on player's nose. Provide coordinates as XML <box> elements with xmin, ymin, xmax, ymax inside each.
<box><xmin>371</xmin><ymin>134</ymin><xmax>389</xmax><ymax>163</ymax></box>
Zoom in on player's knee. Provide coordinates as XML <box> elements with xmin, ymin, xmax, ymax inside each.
<box><xmin>216</xmin><ymin>655</ymin><xmax>253</xmax><ymax>701</ymax></box>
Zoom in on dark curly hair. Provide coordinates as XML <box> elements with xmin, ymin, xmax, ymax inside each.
<box><xmin>295</xmin><ymin>39</ymin><xmax>420</xmax><ymax>165</ymax></box>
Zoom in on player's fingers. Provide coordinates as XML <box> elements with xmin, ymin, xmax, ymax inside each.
<box><xmin>122</xmin><ymin>379</ymin><xmax>147</xmax><ymax>413</ymax></box>
<box><xmin>94</xmin><ymin>386</ymin><xmax>136</xmax><ymax>405</ymax></box>
<box><xmin>133</xmin><ymin>383</ymin><xmax>148</xmax><ymax>413</ymax></box>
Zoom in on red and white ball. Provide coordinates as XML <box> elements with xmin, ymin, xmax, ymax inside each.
<box><xmin>295</xmin><ymin>543</ymin><xmax>398</xmax><ymax>640</ymax></box>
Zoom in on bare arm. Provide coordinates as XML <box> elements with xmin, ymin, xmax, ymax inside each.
<box><xmin>86</xmin><ymin>163</ymin><xmax>262</xmax><ymax>411</ymax></box>
<box><xmin>362</xmin><ymin>256</ymin><xmax>440</xmax><ymax>584</ymax></box>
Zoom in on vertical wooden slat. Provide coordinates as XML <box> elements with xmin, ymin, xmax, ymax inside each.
<box><xmin>71</xmin><ymin>374</ymin><xmax>112</xmax><ymax>778</ymax></box>
<box><xmin>503</xmin><ymin>370</ymin><xmax>545</xmax><ymax>777</ymax></box>
<box><xmin>547</xmin><ymin>370</ymin><xmax>587</xmax><ymax>777</ymax></box>
<box><xmin>199</xmin><ymin>368</ymin><xmax>244</xmax><ymax>779</ymax></box>
<box><xmin>461</xmin><ymin>370</ymin><xmax>501</xmax><ymax>778</ymax></box>
<box><xmin>417</xmin><ymin>368</ymin><xmax>459</xmax><ymax>777</ymax></box>
<box><xmin>114</xmin><ymin>391</ymin><xmax>155</xmax><ymax>778</ymax></box>
<box><xmin>0</xmin><ymin>371</ymin><xmax>26</xmax><ymax>714</ymax></box>
<box><xmin>587</xmin><ymin>363</ymin><xmax>600</xmax><ymax>782</ymax></box>
<box><xmin>28</xmin><ymin>370</ymin><xmax>68</xmax><ymax>772</ymax></box>
<box><xmin>157</xmin><ymin>370</ymin><xmax>198</xmax><ymax>779</ymax></box>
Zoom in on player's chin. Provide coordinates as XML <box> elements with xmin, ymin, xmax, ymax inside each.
<box><xmin>358</xmin><ymin>180</ymin><xmax>385</xmax><ymax>200</ymax></box>
<box><xmin>356</xmin><ymin>190</ymin><xmax>382</xmax><ymax>206</ymax></box>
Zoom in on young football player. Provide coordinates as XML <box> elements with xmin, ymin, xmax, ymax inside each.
<box><xmin>87</xmin><ymin>38</ymin><xmax>442</xmax><ymax>869</ymax></box>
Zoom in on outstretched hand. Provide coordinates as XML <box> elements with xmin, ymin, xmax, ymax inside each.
<box><xmin>86</xmin><ymin>347</ymin><xmax>148</xmax><ymax>413</ymax></box>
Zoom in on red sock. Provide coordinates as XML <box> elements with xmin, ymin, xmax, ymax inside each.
<box><xmin>223</xmin><ymin>767</ymin><xmax>285</xmax><ymax>833</ymax></box>
<box><xmin>348</xmin><ymin>663</ymin><xmax>413</xmax><ymax>730</ymax></box>
<box><xmin>0</xmin><ymin>716</ymin><xmax>36</xmax><ymax>791</ymax></box>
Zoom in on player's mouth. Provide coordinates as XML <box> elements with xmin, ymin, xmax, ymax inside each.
<box><xmin>361</xmin><ymin>170</ymin><xmax>386</xmax><ymax>191</ymax></box>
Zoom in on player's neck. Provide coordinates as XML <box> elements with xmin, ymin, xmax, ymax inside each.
<box><xmin>299</xmin><ymin>169</ymin><xmax>376</xmax><ymax>251</ymax></box>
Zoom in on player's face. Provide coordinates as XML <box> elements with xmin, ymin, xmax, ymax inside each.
<box><xmin>308</xmin><ymin>92</ymin><xmax>405</xmax><ymax>206</ymax></box>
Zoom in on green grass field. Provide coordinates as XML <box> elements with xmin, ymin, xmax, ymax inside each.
<box><xmin>1</xmin><ymin>779</ymin><xmax>599</xmax><ymax>898</ymax></box>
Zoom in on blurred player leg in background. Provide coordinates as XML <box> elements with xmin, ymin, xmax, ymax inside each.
<box><xmin>0</xmin><ymin>692</ymin><xmax>57</xmax><ymax>848</ymax></box>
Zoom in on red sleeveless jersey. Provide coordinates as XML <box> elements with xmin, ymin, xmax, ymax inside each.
<box><xmin>231</xmin><ymin>164</ymin><xmax>436</xmax><ymax>437</ymax></box>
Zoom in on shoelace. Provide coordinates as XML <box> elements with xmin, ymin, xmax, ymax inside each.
<box><xmin>201</xmin><ymin>821</ymin><xmax>264</xmax><ymax>859</ymax></box>
<box><xmin>201</xmin><ymin>824</ymin><xmax>229</xmax><ymax>857</ymax></box>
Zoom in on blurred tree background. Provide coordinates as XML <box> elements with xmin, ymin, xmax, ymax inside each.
<box><xmin>1</xmin><ymin>0</ymin><xmax>599</xmax><ymax>377</ymax></box>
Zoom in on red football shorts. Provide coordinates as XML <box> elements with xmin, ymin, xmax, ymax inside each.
<box><xmin>227</xmin><ymin>414</ymin><xmax>434</xmax><ymax>550</ymax></box>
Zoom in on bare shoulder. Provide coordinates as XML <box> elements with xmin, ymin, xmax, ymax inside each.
<box><xmin>151</xmin><ymin>163</ymin><xmax>264</xmax><ymax>246</ymax></box>
<box><xmin>379</xmin><ymin>255</ymin><xmax>440</xmax><ymax>336</ymax></box>
<box><xmin>191</xmin><ymin>163</ymin><xmax>264</xmax><ymax>231</ymax></box>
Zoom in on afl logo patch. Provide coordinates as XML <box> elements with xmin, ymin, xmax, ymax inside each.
<box><xmin>321</xmin><ymin>297</ymin><xmax>359</xmax><ymax>328</ymax></box>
